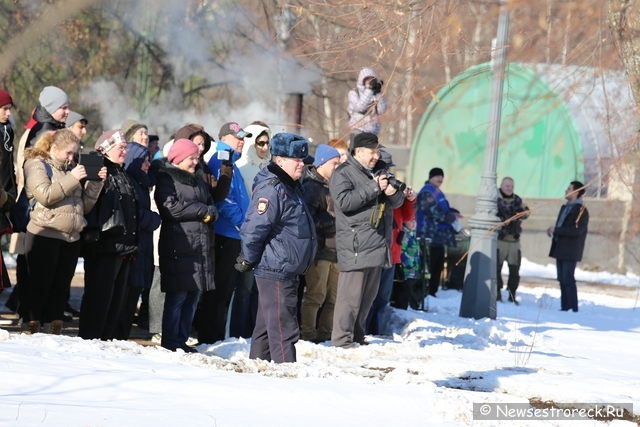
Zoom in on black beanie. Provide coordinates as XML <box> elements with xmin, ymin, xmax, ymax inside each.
<box><xmin>429</xmin><ymin>167</ymin><xmax>444</xmax><ymax>179</ymax></box>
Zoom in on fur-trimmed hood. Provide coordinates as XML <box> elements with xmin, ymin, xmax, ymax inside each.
<box><xmin>236</xmin><ymin>124</ymin><xmax>272</xmax><ymax>196</ymax></box>
<box><xmin>238</xmin><ymin>124</ymin><xmax>272</xmax><ymax>168</ymax></box>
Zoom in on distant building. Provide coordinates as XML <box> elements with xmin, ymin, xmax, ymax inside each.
<box><xmin>408</xmin><ymin>63</ymin><xmax>635</xmax><ymax>201</ymax></box>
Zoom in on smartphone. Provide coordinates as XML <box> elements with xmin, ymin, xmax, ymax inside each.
<box><xmin>79</xmin><ymin>152</ymin><xmax>104</xmax><ymax>181</ymax></box>
<box><xmin>217</xmin><ymin>150</ymin><xmax>230</xmax><ymax>161</ymax></box>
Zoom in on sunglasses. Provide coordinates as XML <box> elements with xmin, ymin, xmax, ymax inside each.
<box><xmin>255</xmin><ymin>140</ymin><xmax>269</xmax><ymax>147</ymax></box>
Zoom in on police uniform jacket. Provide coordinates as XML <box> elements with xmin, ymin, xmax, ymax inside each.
<box><xmin>240</xmin><ymin>162</ymin><xmax>317</xmax><ymax>281</ymax></box>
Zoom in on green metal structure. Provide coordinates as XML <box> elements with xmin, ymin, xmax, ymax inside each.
<box><xmin>409</xmin><ymin>63</ymin><xmax>584</xmax><ymax>198</ymax></box>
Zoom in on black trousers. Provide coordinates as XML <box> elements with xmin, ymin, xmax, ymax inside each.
<box><xmin>114</xmin><ymin>286</ymin><xmax>143</xmax><ymax>340</ymax></box>
<box><xmin>79</xmin><ymin>250</ymin><xmax>131</xmax><ymax>340</ymax></box>
<box><xmin>391</xmin><ymin>278</ymin><xmax>418</xmax><ymax>310</ymax></box>
<box><xmin>428</xmin><ymin>245</ymin><xmax>446</xmax><ymax>296</ymax></box>
<box><xmin>16</xmin><ymin>254</ymin><xmax>31</xmax><ymax>321</ymax></box>
<box><xmin>25</xmin><ymin>233</ymin><xmax>80</xmax><ymax>323</ymax></box>
<box><xmin>198</xmin><ymin>234</ymin><xmax>240</xmax><ymax>344</ymax></box>
<box><xmin>250</xmin><ymin>277</ymin><xmax>299</xmax><ymax>363</ymax></box>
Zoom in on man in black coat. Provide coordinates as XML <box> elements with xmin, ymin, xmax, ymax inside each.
<box><xmin>0</xmin><ymin>89</ymin><xmax>15</xmax><ymax>294</ymax></box>
<box><xmin>547</xmin><ymin>181</ymin><xmax>589</xmax><ymax>312</ymax></box>
<box><xmin>0</xmin><ymin>89</ymin><xmax>16</xmax><ymax>205</ymax></box>
<box><xmin>25</xmin><ymin>86</ymin><xmax>70</xmax><ymax>147</ymax></box>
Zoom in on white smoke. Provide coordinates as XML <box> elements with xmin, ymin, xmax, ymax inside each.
<box><xmin>79</xmin><ymin>0</ymin><xmax>318</xmax><ymax>142</ymax></box>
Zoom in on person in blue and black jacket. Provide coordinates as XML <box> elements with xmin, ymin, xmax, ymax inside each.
<box><xmin>235</xmin><ymin>133</ymin><xmax>316</xmax><ymax>363</ymax></box>
<box><xmin>200</xmin><ymin>122</ymin><xmax>251</xmax><ymax>344</ymax></box>
<box><xmin>416</xmin><ymin>167</ymin><xmax>462</xmax><ymax>297</ymax></box>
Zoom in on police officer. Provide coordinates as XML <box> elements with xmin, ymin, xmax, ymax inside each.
<box><xmin>235</xmin><ymin>133</ymin><xmax>317</xmax><ymax>363</ymax></box>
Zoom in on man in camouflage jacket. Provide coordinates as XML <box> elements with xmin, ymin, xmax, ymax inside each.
<box><xmin>496</xmin><ymin>177</ymin><xmax>529</xmax><ymax>304</ymax></box>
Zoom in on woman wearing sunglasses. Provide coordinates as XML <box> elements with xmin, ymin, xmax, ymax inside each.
<box><xmin>236</xmin><ymin>122</ymin><xmax>272</xmax><ymax>197</ymax></box>
<box><xmin>232</xmin><ymin>121</ymin><xmax>272</xmax><ymax>339</ymax></box>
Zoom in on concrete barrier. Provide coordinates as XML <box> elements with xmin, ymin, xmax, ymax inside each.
<box><xmin>446</xmin><ymin>194</ymin><xmax>634</xmax><ymax>273</ymax></box>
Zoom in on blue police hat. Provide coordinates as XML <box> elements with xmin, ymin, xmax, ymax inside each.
<box><xmin>270</xmin><ymin>133</ymin><xmax>309</xmax><ymax>159</ymax></box>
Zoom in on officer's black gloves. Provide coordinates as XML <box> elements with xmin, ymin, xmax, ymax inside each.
<box><xmin>235</xmin><ymin>255</ymin><xmax>255</xmax><ymax>273</ymax></box>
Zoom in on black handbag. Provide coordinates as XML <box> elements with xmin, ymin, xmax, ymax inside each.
<box><xmin>99</xmin><ymin>177</ymin><xmax>126</xmax><ymax>238</ymax></box>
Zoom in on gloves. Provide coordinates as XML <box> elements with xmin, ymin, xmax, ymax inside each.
<box><xmin>202</xmin><ymin>205</ymin><xmax>218</xmax><ymax>224</ymax></box>
<box><xmin>235</xmin><ymin>255</ymin><xmax>255</xmax><ymax>273</ymax></box>
<box><xmin>369</xmin><ymin>78</ymin><xmax>383</xmax><ymax>95</ymax></box>
<box><xmin>221</xmin><ymin>149</ymin><xmax>235</xmax><ymax>167</ymax></box>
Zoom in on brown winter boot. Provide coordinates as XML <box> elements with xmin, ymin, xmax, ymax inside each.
<box><xmin>27</xmin><ymin>320</ymin><xmax>41</xmax><ymax>334</ymax></box>
<box><xmin>49</xmin><ymin>320</ymin><xmax>63</xmax><ymax>335</ymax></box>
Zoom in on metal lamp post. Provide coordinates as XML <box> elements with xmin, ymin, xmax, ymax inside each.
<box><xmin>459</xmin><ymin>0</ymin><xmax>510</xmax><ymax>320</ymax></box>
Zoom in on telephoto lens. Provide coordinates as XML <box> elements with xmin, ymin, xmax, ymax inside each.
<box><xmin>387</xmin><ymin>175</ymin><xmax>406</xmax><ymax>192</ymax></box>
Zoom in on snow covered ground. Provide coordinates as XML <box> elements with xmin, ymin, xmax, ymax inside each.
<box><xmin>514</xmin><ymin>258</ymin><xmax>640</xmax><ymax>288</ymax></box>
<box><xmin>0</xmin><ymin>257</ymin><xmax>639</xmax><ymax>426</ymax></box>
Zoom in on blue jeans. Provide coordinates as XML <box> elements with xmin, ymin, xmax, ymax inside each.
<box><xmin>366</xmin><ymin>265</ymin><xmax>395</xmax><ymax>335</ymax></box>
<box><xmin>161</xmin><ymin>290</ymin><xmax>199</xmax><ymax>351</ymax></box>
<box><xmin>556</xmin><ymin>259</ymin><xmax>578</xmax><ymax>312</ymax></box>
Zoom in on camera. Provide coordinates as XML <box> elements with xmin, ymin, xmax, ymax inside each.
<box><xmin>369</xmin><ymin>78</ymin><xmax>383</xmax><ymax>95</ymax></box>
<box><xmin>374</xmin><ymin>170</ymin><xmax>406</xmax><ymax>192</ymax></box>
<box><xmin>387</xmin><ymin>172</ymin><xmax>406</xmax><ymax>192</ymax></box>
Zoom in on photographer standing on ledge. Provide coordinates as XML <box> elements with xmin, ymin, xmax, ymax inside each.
<box><xmin>347</xmin><ymin>68</ymin><xmax>388</xmax><ymax>146</ymax></box>
<box><xmin>330</xmin><ymin>132</ymin><xmax>404</xmax><ymax>348</ymax></box>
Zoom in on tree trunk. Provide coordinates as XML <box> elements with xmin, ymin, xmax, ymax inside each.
<box><xmin>606</xmin><ymin>0</ymin><xmax>640</xmax><ymax>106</ymax></box>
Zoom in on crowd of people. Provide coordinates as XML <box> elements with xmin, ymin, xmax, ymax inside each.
<box><xmin>0</xmin><ymin>67</ymin><xmax>590</xmax><ymax>363</ymax></box>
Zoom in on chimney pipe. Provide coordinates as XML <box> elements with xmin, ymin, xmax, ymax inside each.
<box><xmin>285</xmin><ymin>93</ymin><xmax>303</xmax><ymax>134</ymax></box>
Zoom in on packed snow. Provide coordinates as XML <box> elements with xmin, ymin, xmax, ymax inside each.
<box><xmin>0</xmin><ymin>258</ymin><xmax>639</xmax><ymax>426</ymax></box>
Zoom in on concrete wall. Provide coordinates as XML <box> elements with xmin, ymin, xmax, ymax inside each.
<box><xmin>446</xmin><ymin>194</ymin><xmax>634</xmax><ymax>273</ymax></box>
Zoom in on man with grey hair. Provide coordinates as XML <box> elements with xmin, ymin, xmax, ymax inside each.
<box><xmin>496</xmin><ymin>177</ymin><xmax>529</xmax><ymax>304</ymax></box>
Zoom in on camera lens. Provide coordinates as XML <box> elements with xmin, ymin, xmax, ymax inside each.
<box><xmin>388</xmin><ymin>176</ymin><xmax>406</xmax><ymax>192</ymax></box>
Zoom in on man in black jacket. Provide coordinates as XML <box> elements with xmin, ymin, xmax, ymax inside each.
<box><xmin>329</xmin><ymin>132</ymin><xmax>404</xmax><ymax>348</ymax></box>
<box><xmin>547</xmin><ymin>181</ymin><xmax>589</xmax><ymax>312</ymax></box>
<box><xmin>300</xmin><ymin>144</ymin><xmax>341</xmax><ymax>343</ymax></box>
<box><xmin>0</xmin><ymin>89</ymin><xmax>16</xmax><ymax>206</ymax></box>
<box><xmin>25</xmin><ymin>86</ymin><xmax>70</xmax><ymax>147</ymax></box>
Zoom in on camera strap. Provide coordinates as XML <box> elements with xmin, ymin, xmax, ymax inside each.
<box><xmin>369</xmin><ymin>201</ymin><xmax>386</xmax><ymax>228</ymax></box>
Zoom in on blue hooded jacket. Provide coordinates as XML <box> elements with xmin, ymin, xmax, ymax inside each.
<box><xmin>207</xmin><ymin>140</ymin><xmax>249</xmax><ymax>240</ymax></box>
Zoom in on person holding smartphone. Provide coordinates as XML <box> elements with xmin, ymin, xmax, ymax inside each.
<box><xmin>23</xmin><ymin>129</ymin><xmax>106</xmax><ymax>334</ymax></box>
<box><xmin>200</xmin><ymin>122</ymin><xmax>253</xmax><ymax>344</ymax></box>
